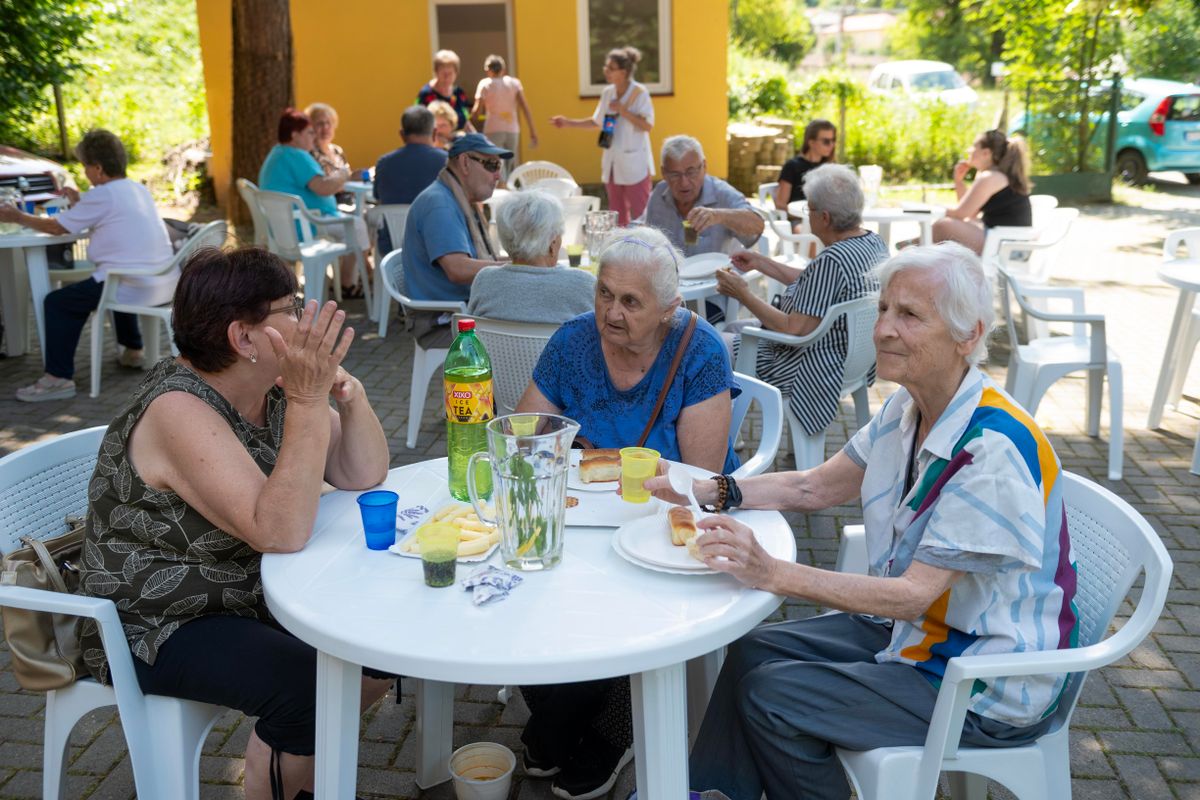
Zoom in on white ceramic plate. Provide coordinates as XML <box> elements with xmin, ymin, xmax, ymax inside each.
<box><xmin>387</xmin><ymin>503</ymin><xmax>499</xmax><ymax>563</ymax></box>
<box><xmin>613</xmin><ymin>512</ymin><xmax>712</xmax><ymax>571</ymax></box>
<box><xmin>611</xmin><ymin>530</ymin><xmax>716</xmax><ymax>576</ymax></box>
<box><xmin>678</xmin><ymin>253</ymin><xmax>732</xmax><ymax>281</ymax></box>
<box><xmin>567</xmin><ymin>450</ymin><xmax>618</xmax><ymax>492</ymax></box>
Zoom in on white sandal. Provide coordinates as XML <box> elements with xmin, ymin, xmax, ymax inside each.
<box><xmin>15</xmin><ymin>375</ymin><xmax>77</xmax><ymax>402</ymax></box>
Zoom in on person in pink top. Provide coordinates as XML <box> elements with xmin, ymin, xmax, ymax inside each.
<box><xmin>472</xmin><ymin>54</ymin><xmax>538</xmax><ymax>183</ymax></box>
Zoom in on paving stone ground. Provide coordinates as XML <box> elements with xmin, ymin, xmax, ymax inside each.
<box><xmin>2</xmin><ymin>177</ymin><xmax>1200</xmax><ymax>798</ymax></box>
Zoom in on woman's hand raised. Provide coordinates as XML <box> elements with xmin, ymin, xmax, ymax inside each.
<box><xmin>953</xmin><ymin>160</ymin><xmax>971</xmax><ymax>182</ymax></box>
<box><xmin>265</xmin><ymin>300</ymin><xmax>354</xmax><ymax>407</ymax></box>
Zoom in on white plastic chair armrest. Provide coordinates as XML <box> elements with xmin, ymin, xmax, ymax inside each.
<box><xmin>998</xmin><ymin>238</ymin><xmax>1056</xmax><ymax>259</ymax></box>
<box><xmin>1019</xmin><ymin>285</ymin><xmax>1087</xmax><ymax>315</ymax></box>
<box><xmin>990</xmin><ymin>226</ymin><xmax>1040</xmax><ymax>242</ymax></box>
<box><xmin>0</xmin><ymin>584</ymin><xmax>118</xmax><ymax>620</ymax></box>
<box><xmin>402</xmin><ymin>298</ymin><xmax>469</xmax><ymax>314</ymax></box>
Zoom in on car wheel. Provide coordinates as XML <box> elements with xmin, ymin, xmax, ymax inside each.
<box><xmin>1186</xmin><ymin>173</ymin><xmax>1200</xmax><ymax>185</ymax></box>
<box><xmin>1117</xmin><ymin>150</ymin><xmax>1148</xmax><ymax>185</ymax></box>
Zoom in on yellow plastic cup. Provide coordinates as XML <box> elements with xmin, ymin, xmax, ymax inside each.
<box><xmin>619</xmin><ymin>447</ymin><xmax>660</xmax><ymax>504</ymax></box>
<box><xmin>416</xmin><ymin>522</ymin><xmax>459</xmax><ymax>587</ymax></box>
<box><xmin>508</xmin><ymin>414</ymin><xmax>539</xmax><ymax>436</ymax></box>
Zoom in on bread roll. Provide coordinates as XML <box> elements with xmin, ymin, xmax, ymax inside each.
<box><xmin>685</xmin><ymin>535</ymin><xmax>702</xmax><ymax>561</ymax></box>
<box><xmin>668</xmin><ymin>507</ymin><xmax>697</xmax><ymax>547</ymax></box>
<box><xmin>579</xmin><ymin>449</ymin><xmax>621</xmax><ymax>483</ymax></box>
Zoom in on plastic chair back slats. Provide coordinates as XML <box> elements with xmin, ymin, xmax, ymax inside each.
<box><xmin>0</xmin><ymin>428</ymin><xmax>104</xmax><ymax>553</ymax></box>
<box><xmin>255</xmin><ymin>191</ymin><xmax>304</xmax><ymax>258</ymax></box>
<box><xmin>842</xmin><ymin>301</ymin><xmax>880</xmax><ymax>391</ymax></box>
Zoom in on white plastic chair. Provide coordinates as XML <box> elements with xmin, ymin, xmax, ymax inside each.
<box><xmin>377</xmin><ymin>250</ymin><xmax>466</xmax><ymax>447</ymax></box>
<box><xmin>367</xmin><ymin>203</ymin><xmax>411</xmax><ymax>324</ymax></box>
<box><xmin>1029</xmin><ymin>193</ymin><xmax>1059</xmax><ymax>224</ymax></box>
<box><xmin>735</xmin><ymin>296</ymin><xmax>877</xmax><ymax>469</ymax></box>
<box><xmin>452</xmin><ymin>315</ymin><xmax>559</xmax><ymax>415</ymax></box>
<box><xmin>528</xmin><ymin>177</ymin><xmax>582</xmax><ymax>200</ymax></box>
<box><xmin>834</xmin><ymin>471</ymin><xmax>1172</xmax><ymax>800</ymax></box>
<box><xmin>0</xmin><ymin>427</ymin><xmax>224</xmax><ymax>800</ymax></box>
<box><xmin>561</xmin><ymin>195</ymin><xmax>601</xmax><ymax>248</ymax></box>
<box><xmin>507</xmin><ymin>160</ymin><xmax>574</xmax><ymax>191</ymax></box>
<box><xmin>1158</xmin><ymin>228</ymin><xmax>1200</xmax><ymax>423</ymax></box>
<box><xmin>998</xmin><ymin>267</ymin><xmax>1124</xmax><ymax>480</ymax></box>
<box><xmin>88</xmin><ymin>220</ymin><xmax>228</xmax><ymax>398</ymax></box>
<box><xmin>730</xmin><ymin>371</ymin><xmax>783</xmax><ymax>478</ymax></box>
<box><xmin>983</xmin><ymin>208</ymin><xmax>1080</xmax><ymax>340</ymax></box>
<box><xmin>235</xmin><ymin>177</ymin><xmax>270</xmax><ymax>247</ymax></box>
<box><xmin>753</xmin><ymin>206</ymin><xmax>819</xmax><ymax>264</ymax></box>
<box><xmin>255</xmin><ymin>189</ymin><xmax>371</xmax><ymax>312</ymax></box>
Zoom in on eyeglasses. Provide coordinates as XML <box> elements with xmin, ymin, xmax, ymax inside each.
<box><xmin>266</xmin><ymin>297</ymin><xmax>305</xmax><ymax>321</ymax></box>
<box><xmin>663</xmin><ymin>166</ymin><xmax>703</xmax><ymax>182</ymax></box>
<box><xmin>467</xmin><ymin>153</ymin><xmax>503</xmax><ymax>173</ymax></box>
<box><xmin>817</xmin><ymin>136</ymin><xmax>836</xmax><ymax>145</ymax></box>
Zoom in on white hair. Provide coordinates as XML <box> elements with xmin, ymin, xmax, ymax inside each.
<box><xmin>597</xmin><ymin>225</ymin><xmax>680</xmax><ymax>307</ymax></box>
<box><xmin>803</xmin><ymin>164</ymin><xmax>863</xmax><ymax>231</ymax></box>
<box><xmin>660</xmin><ymin>135</ymin><xmax>705</xmax><ymax>166</ymax></box>
<box><xmin>875</xmin><ymin>242</ymin><xmax>995</xmax><ymax>366</ymax></box>
<box><xmin>495</xmin><ymin>190</ymin><xmax>564</xmax><ymax>263</ymax></box>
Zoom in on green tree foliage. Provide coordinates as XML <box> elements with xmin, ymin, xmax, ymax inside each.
<box><xmin>887</xmin><ymin>0</ymin><xmax>1000</xmax><ymax>84</ymax></box>
<box><xmin>1125</xmin><ymin>0</ymin><xmax>1200</xmax><ymax>82</ymax></box>
<box><xmin>9</xmin><ymin>0</ymin><xmax>207</xmax><ymax>169</ymax></box>
<box><xmin>0</xmin><ymin>0</ymin><xmax>97</xmax><ymax>146</ymax></box>
<box><xmin>731</xmin><ymin>0</ymin><xmax>815</xmax><ymax>66</ymax></box>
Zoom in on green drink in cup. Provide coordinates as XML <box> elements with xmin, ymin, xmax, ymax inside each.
<box><xmin>417</xmin><ymin>522</ymin><xmax>459</xmax><ymax>587</ymax></box>
<box><xmin>566</xmin><ymin>244</ymin><xmax>584</xmax><ymax>267</ymax></box>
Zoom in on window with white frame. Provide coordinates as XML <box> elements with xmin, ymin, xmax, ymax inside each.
<box><xmin>576</xmin><ymin>0</ymin><xmax>672</xmax><ymax>96</ymax></box>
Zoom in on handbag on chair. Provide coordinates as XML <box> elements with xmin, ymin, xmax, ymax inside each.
<box><xmin>0</xmin><ymin>517</ymin><xmax>88</xmax><ymax>691</ymax></box>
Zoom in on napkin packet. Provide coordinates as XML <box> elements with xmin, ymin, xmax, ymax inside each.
<box><xmin>462</xmin><ymin>565</ymin><xmax>523</xmax><ymax>606</ymax></box>
<box><xmin>396</xmin><ymin>504</ymin><xmax>430</xmax><ymax>536</ymax></box>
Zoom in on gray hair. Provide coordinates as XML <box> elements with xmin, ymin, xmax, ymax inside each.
<box><xmin>496</xmin><ymin>191</ymin><xmax>565</xmax><ymax>263</ymax></box>
<box><xmin>661</xmin><ymin>134</ymin><xmax>705</xmax><ymax>166</ymax></box>
<box><xmin>401</xmin><ymin>105</ymin><xmax>434</xmax><ymax>138</ymax></box>
<box><xmin>875</xmin><ymin>242</ymin><xmax>995</xmax><ymax>367</ymax></box>
<box><xmin>597</xmin><ymin>225</ymin><xmax>680</xmax><ymax>307</ymax></box>
<box><xmin>803</xmin><ymin>163</ymin><xmax>863</xmax><ymax>231</ymax></box>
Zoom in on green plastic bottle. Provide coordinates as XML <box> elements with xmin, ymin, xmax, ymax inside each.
<box><xmin>444</xmin><ymin>319</ymin><xmax>494</xmax><ymax>500</ymax></box>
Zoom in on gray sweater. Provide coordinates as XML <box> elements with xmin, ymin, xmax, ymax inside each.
<box><xmin>467</xmin><ymin>264</ymin><xmax>596</xmax><ymax>324</ymax></box>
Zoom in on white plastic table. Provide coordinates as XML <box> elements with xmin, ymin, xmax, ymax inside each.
<box><xmin>0</xmin><ymin>229</ymin><xmax>84</xmax><ymax>358</ymax></box>
<box><xmin>1146</xmin><ymin>258</ymin><xmax>1200</xmax><ymax>474</ymax></box>
<box><xmin>341</xmin><ymin>180</ymin><xmax>374</xmax><ymax>219</ymax></box>
<box><xmin>262</xmin><ymin>458</ymin><xmax>796</xmax><ymax>799</ymax></box>
<box><xmin>787</xmin><ymin>201</ymin><xmax>946</xmax><ymax>249</ymax></box>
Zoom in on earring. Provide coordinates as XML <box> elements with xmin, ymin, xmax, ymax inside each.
<box><xmin>249</xmin><ymin>351</ymin><xmax>257</xmax><ymax>364</ymax></box>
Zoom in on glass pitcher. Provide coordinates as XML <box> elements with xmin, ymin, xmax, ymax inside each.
<box><xmin>467</xmin><ymin>413</ymin><xmax>580</xmax><ymax>571</ymax></box>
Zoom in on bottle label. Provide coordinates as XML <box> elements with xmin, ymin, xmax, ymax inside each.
<box><xmin>445</xmin><ymin>380</ymin><xmax>494</xmax><ymax>424</ymax></box>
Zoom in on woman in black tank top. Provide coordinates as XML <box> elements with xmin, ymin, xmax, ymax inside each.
<box><xmin>931</xmin><ymin>129</ymin><xmax>1032</xmax><ymax>255</ymax></box>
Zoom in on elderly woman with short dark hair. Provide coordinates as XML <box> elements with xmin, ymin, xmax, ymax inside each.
<box><xmin>717</xmin><ymin>163</ymin><xmax>888</xmax><ymax>440</ymax></box>
<box><xmin>77</xmin><ymin>246</ymin><xmax>391</xmax><ymax>800</ymax></box>
<box><xmin>0</xmin><ymin>128</ymin><xmax>175</xmax><ymax>402</ymax></box>
<box><xmin>466</xmin><ymin>190</ymin><xmax>594</xmax><ymax>323</ymax></box>
<box><xmin>650</xmin><ymin>243</ymin><xmax>1078</xmax><ymax>800</ymax></box>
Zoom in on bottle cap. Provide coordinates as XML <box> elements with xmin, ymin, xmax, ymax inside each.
<box><xmin>457</xmin><ymin>318</ymin><xmax>476</xmax><ymax>333</ymax></box>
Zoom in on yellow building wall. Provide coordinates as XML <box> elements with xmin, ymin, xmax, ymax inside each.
<box><xmin>196</xmin><ymin>0</ymin><xmax>728</xmax><ymax>210</ymax></box>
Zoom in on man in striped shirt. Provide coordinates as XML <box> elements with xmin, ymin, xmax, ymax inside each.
<box><xmin>648</xmin><ymin>243</ymin><xmax>1078</xmax><ymax>800</ymax></box>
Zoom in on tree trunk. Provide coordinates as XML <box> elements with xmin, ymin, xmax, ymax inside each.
<box><xmin>231</xmin><ymin>0</ymin><xmax>293</xmax><ymax>226</ymax></box>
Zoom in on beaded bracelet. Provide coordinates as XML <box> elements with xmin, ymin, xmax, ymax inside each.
<box><xmin>701</xmin><ymin>475</ymin><xmax>728</xmax><ymax>513</ymax></box>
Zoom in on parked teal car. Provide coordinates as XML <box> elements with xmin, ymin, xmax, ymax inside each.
<box><xmin>1011</xmin><ymin>78</ymin><xmax>1200</xmax><ymax>184</ymax></box>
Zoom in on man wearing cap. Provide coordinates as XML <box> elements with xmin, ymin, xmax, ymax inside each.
<box><xmin>401</xmin><ymin>132</ymin><xmax>511</xmax><ymax>346</ymax></box>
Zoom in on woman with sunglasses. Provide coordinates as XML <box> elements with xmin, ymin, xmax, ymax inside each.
<box><xmin>775</xmin><ymin>119</ymin><xmax>838</xmax><ymax>213</ymax></box>
<box><xmin>930</xmin><ymin>129</ymin><xmax>1032</xmax><ymax>255</ymax></box>
<box><xmin>77</xmin><ymin>246</ymin><xmax>393</xmax><ymax>800</ymax></box>
<box><xmin>550</xmin><ymin>45</ymin><xmax>655</xmax><ymax>226</ymax></box>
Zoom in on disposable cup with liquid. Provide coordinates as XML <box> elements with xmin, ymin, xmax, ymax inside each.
<box><xmin>619</xmin><ymin>447</ymin><xmax>660</xmax><ymax>504</ymax></box>
<box><xmin>356</xmin><ymin>490</ymin><xmax>399</xmax><ymax>550</ymax></box>
<box><xmin>416</xmin><ymin>522</ymin><xmax>459</xmax><ymax>587</ymax></box>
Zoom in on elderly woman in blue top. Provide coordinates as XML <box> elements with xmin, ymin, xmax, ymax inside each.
<box><xmin>646</xmin><ymin>243</ymin><xmax>1078</xmax><ymax>800</ymax></box>
<box><xmin>517</xmin><ymin>225</ymin><xmax>740</xmax><ymax>474</ymax></box>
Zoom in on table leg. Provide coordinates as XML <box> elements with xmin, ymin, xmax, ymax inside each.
<box><xmin>0</xmin><ymin>249</ymin><xmax>31</xmax><ymax>356</ymax></box>
<box><xmin>632</xmin><ymin>662</ymin><xmax>689</xmax><ymax>798</ymax></box>
<box><xmin>314</xmin><ymin>651</ymin><xmax>361</xmax><ymax>800</ymax></box>
<box><xmin>877</xmin><ymin>222</ymin><xmax>892</xmax><ymax>250</ymax></box>
<box><xmin>1148</xmin><ymin>289</ymin><xmax>1195</xmax><ymax>429</ymax></box>
<box><xmin>920</xmin><ymin>219</ymin><xmax>935</xmax><ymax>247</ymax></box>
<box><xmin>26</xmin><ymin>246</ymin><xmax>51</xmax><ymax>365</ymax></box>
<box><xmin>414</xmin><ymin>679</ymin><xmax>454</xmax><ymax>788</ymax></box>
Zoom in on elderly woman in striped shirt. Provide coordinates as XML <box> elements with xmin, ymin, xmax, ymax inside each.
<box><xmin>716</xmin><ymin>163</ymin><xmax>888</xmax><ymax>439</ymax></box>
<box><xmin>648</xmin><ymin>243</ymin><xmax>1078</xmax><ymax>800</ymax></box>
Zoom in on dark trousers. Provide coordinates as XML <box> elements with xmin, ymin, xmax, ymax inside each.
<box><xmin>44</xmin><ymin>277</ymin><xmax>141</xmax><ymax>380</ymax></box>
<box><xmin>520</xmin><ymin>677</ymin><xmax>633</xmax><ymax>765</ymax></box>
<box><xmin>689</xmin><ymin>613</ymin><xmax>1053</xmax><ymax>800</ymax></box>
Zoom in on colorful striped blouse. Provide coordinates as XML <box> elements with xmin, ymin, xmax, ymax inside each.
<box><xmin>844</xmin><ymin>367</ymin><xmax>1079</xmax><ymax>726</ymax></box>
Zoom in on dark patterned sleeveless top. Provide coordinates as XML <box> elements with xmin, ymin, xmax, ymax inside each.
<box><xmin>980</xmin><ymin>185</ymin><xmax>1032</xmax><ymax>228</ymax></box>
<box><xmin>77</xmin><ymin>359</ymin><xmax>287</xmax><ymax>684</ymax></box>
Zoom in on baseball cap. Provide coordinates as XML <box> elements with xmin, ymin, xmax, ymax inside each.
<box><xmin>448</xmin><ymin>132</ymin><xmax>514</xmax><ymax>159</ymax></box>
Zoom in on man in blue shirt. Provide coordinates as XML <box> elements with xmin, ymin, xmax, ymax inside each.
<box><xmin>374</xmin><ymin>106</ymin><xmax>448</xmax><ymax>254</ymax></box>
<box><xmin>401</xmin><ymin>133</ymin><xmax>510</xmax><ymax>345</ymax></box>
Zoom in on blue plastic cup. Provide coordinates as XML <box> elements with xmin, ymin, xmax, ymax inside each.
<box><xmin>21</xmin><ymin>201</ymin><xmax>35</xmax><ymax>214</ymax></box>
<box><xmin>360</xmin><ymin>168</ymin><xmax>371</xmax><ymax>182</ymax></box>
<box><xmin>357</xmin><ymin>490</ymin><xmax>399</xmax><ymax>550</ymax></box>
